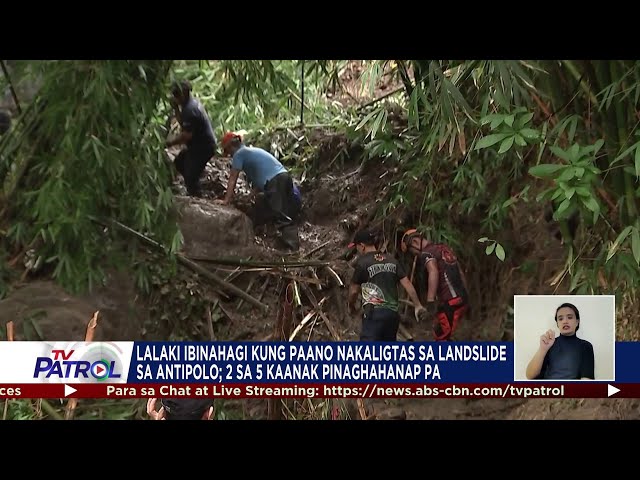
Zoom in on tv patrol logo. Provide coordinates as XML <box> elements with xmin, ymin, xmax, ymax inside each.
<box><xmin>33</xmin><ymin>343</ymin><xmax>124</xmax><ymax>383</ymax></box>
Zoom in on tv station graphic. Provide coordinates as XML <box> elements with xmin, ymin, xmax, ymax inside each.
<box><xmin>0</xmin><ymin>341</ymin><xmax>637</xmax><ymax>400</ymax></box>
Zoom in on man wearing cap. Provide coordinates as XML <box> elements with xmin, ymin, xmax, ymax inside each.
<box><xmin>400</xmin><ymin>228</ymin><xmax>470</xmax><ymax>341</ymax></box>
<box><xmin>216</xmin><ymin>132</ymin><xmax>300</xmax><ymax>250</ymax></box>
<box><xmin>348</xmin><ymin>229</ymin><xmax>427</xmax><ymax>341</ymax></box>
<box><xmin>147</xmin><ymin>398</ymin><xmax>214</xmax><ymax>420</ymax></box>
<box><xmin>165</xmin><ymin>79</ymin><xmax>217</xmax><ymax>197</ymax></box>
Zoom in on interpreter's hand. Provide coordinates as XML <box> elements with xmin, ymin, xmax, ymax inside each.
<box><xmin>147</xmin><ymin>398</ymin><xmax>166</xmax><ymax>420</ymax></box>
<box><xmin>539</xmin><ymin>329</ymin><xmax>556</xmax><ymax>351</ymax></box>
<box><xmin>414</xmin><ymin>306</ymin><xmax>428</xmax><ymax>323</ymax></box>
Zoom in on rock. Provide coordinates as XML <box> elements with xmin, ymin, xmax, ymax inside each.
<box><xmin>174</xmin><ymin>196</ymin><xmax>255</xmax><ymax>258</ymax></box>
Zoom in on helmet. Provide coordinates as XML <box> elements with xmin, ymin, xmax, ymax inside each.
<box><xmin>221</xmin><ymin>131</ymin><xmax>242</xmax><ymax>153</ymax></box>
<box><xmin>400</xmin><ymin>228</ymin><xmax>420</xmax><ymax>253</ymax></box>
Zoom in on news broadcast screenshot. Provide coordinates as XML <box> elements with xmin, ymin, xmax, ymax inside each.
<box><xmin>0</xmin><ymin>59</ymin><xmax>638</xmax><ymax>422</ymax></box>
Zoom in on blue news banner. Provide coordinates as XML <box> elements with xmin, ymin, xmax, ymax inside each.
<box><xmin>126</xmin><ymin>341</ymin><xmax>640</xmax><ymax>384</ymax></box>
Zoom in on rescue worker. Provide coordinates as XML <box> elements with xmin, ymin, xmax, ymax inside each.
<box><xmin>400</xmin><ymin>228</ymin><xmax>470</xmax><ymax>341</ymax></box>
<box><xmin>165</xmin><ymin>80</ymin><xmax>217</xmax><ymax>197</ymax></box>
<box><xmin>348</xmin><ymin>229</ymin><xmax>427</xmax><ymax>341</ymax></box>
<box><xmin>146</xmin><ymin>398</ymin><xmax>214</xmax><ymax>420</ymax></box>
<box><xmin>216</xmin><ymin>131</ymin><xmax>300</xmax><ymax>250</ymax></box>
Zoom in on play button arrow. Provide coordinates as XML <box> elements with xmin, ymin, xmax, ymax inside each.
<box><xmin>607</xmin><ymin>384</ymin><xmax>620</xmax><ymax>397</ymax></box>
<box><xmin>64</xmin><ymin>385</ymin><xmax>77</xmax><ymax>397</ymax></box>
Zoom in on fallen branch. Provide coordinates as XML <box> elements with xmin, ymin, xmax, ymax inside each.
<box><xmin>324</xmin><ymin>266</ymin><xmax>344</xmax><ymax>288</ymax></box>
<box><xmin>65</xmin><ymin>311</ymin><xmax>98</xmax><ymax>420</ymax></box>
<box><xmin>256</xmin><ymin>276</ymin><xmax>271</xmax><ymax>303</ymax></box>
<box><xmin>186</xmin><ymin>255</ymin><xmax>329</xmax><ymax>268</ymax></box>
<box><xmin>357</xmin><ymin>85</ymin><xmax>404</xmax><ymax>111</ymax></box>
<box><xmin>289</xmin><ymin>299</ymin><xmax>326</xmax><ymax>341</ymax></box>
<box><xmin>99</xmin><ymin>219</ymin><xmax>268</xmax><ymax>312</ymax></box>
<box><xmin>207</xmin><ymin>300</ymin><xmax>218</xmax><ymax>341</ymax></box>
<box><xmin>302</xmin><ymin>240</ymin><xmax>332</xmax><ymax>258</ymax></box>
<box><xmin>236</xmin><ymin>277</ymin><xmax>257</xmax><ymax>310</ymax></box>
<box><xmin>300</xmin><ymin>284</ymin><xmax>340</xmax><ymax>341</ymax></box>
<box><xmin>262</xmin><ymin>270</ymin><xmax>324</xmax><ymax>286</ymax></box>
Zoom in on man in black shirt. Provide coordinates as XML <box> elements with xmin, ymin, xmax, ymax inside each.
<box><xmin>166</xmin><ymin>80</ymin><xmax>217</xmax><ymax>197</ymax></box>
<box><xmin>347</xmin><ymin>229</ymin><xmax>428</xmax><ymax>341</ymax></box>
<box><xmin>526</xmin><ymin>303</ymin><xmax>595</xmax><ymax>380</ymax></box>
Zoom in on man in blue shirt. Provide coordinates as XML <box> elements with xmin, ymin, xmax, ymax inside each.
<box><xmin>165</xmin><ymin>80</ymin><xmax>217</xmax><ymax>197</ymax></box>
<box><xmin>216</xmin><ymin>131</ymin><xmax>301</xmax><ymax>250</ymax></box>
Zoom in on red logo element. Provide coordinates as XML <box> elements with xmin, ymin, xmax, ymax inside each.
<box><xmin>441</xmin><ymin>246</ymin><xmax>457</xmax><ymax>264</ymax></box>
<box><xmin>96</xmin><ymin>365</ymin><xmax>104</xmax><ymax>375</ymax></box>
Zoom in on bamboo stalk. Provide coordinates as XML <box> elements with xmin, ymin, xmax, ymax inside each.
<box><xmin>2</xmin><ymin>321</ymin><xmax>14</xmax><ymax>420</ymax></box>
<box><xmin>65</xmin><ymin>311</ymin><xmax>99</xmax><ymax>420</ymax></box>
<box><xmin>207</xmin><ymin>300</ymin><xmax>219</xmax><ymax>341</ymax></box>
<box><xmin>302</xmin><ymin>240</ymin><xmax>332</xmax><ymax>258</ymax></box>
<box><xmin>300</xmin><ymin>284</ymin><xmax>340</xmax><ymax>341</ymax></box>
<box><xmin>189</xmin><ymin>255</ymin><xmax>329</xmax><ymax>268</ymax></box>
<box><xmin>0</xmin><ymin>61</ymin><xmax>22</xmax><ymax>115</ymax></box>
<box><xmin>324</xmin><ymin>266</ymin><xmax>344</xmax><ymax>287</ymax></box>
<box><xmin>236</xmin><ymin>277</ymin><xmax>257</xmax><ymax>310</ymax></box>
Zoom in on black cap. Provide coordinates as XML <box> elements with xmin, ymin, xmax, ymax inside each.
<box><xmin>161</xmin><ymin>398</ymin><xmax>213</xmax><ymax>420</ymax></box>
<box><xmin>348</xmin><ymin>229</ymin><xmax>377</xmax><ymax>249</ymax></box>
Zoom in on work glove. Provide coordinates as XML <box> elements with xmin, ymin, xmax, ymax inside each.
<box><xmin>425</xmin><ymin>301</ymin><xmax>437</xmax><ymax>317</ymax></box>
<box><xmin>414</xmin><ymin>306</ymin><xmax>428</xmax><ymax>323</ymax></box>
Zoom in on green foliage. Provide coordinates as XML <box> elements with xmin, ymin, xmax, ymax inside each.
<box><xmin>169</xmin><ymin>60</ymin><xmax>352</xmax><ymax>137</ymax></box>
<box><xmin>2</xmin><ymin>60</ymin><xmax>177</xmax><ymax>293</ymax></box>
<box><xmin>530</xmin><ymin>141</ymin><xmax>604</xmax><ymax>225</ymax></box>
<box><xmin>478</xmin><ymin>237</ymin><xmax>506</xmax><ymax>261</ymax></box>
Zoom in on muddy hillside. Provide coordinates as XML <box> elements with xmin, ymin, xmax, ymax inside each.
<box><xmin>1</xmin><ymin>126</ymin><xmax>638</xmax><ymax>421</ymax></box>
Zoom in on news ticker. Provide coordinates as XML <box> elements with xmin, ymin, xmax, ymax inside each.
<box><xmin>0</xmin><ymin>382</ymin><xmax>631</xmax><ymax>399</ymax></box>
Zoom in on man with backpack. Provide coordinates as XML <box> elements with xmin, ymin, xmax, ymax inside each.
<box><xmin>348</xmin><ymin>229</ymin><xmax>428</xmax><ymax>341</ymax></box>
<box><xmin>400</xmin><ymin>228</ymin><xmax>470</xmax><ymax>341</ymax></box>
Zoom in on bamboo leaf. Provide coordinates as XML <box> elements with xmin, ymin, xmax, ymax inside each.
<box><xmin>570</xmin><ymin>265</ymin><xmax>583</xmax><ymax>292</ymax></box>
<box><xmin>495</xmin><ymin>243</ymin><xmax>505</xmax><ymax>261</ymax></box>
<box><xmin>582</xmin><ymin>196</ymin><xmax>600</xmax><ymax>213</ymax></box>
<box><xmin>632</xmin><ymin>228</ymin><xmax>640</xmax><ymax>265</ymax></box>
<box><xmin>481</xmin><ymin>114</ymin><xmax>502</xmax><ymax>126</ymax></box>
<box><xmin>607</xmin><ymin>226</ymin><xmax>633</xmax><ymax>262</ymax></box>
<box><xmin>498</xmin><ymin>136</ymin><xmax>515</xmax><ymax>154</ymax></box>
<box><xmin>557</xmin><ymin>197</ymin><xmax>572</xmax><ymax>214</ymax></box>
<box><xmin>486</xmin><ymin>242</ymin><xmax>496</xmax><ymax>255</ymax></box>
<box><xmin>557</xmin><ymin>167</ymin><xmax>575</xmax><ymax>182</ymax></box>
<box><xmin>504</xmin><ymin>114</ymin><xmax>515</xmax><ymax>127</ymax></box>
<box><xmin>490</xmin><ymin>117</ymin><xmax>503</xmax><ymax>130</ymax></box>
<box><xmin>635</xmin><ymin>144</ymin><xmax>640</xmax><ymax>177</ymax></box>
<box><xmin>478</xmin><ymin>237</ymin><xmax>489</xmax><ymax>243</ymax></box>
<box><xmin>476</xmin><ymin>133</ymin><xmax>510</xmax><ymax>150</ymax></box>
<box><xmin>568</xmin><ymin>117</ymin><xmax>578</xmax><ymax>143</ymax></box>
<box><xmin>514</xmin><ymin>134</ymin><xmax>526</xmax><ymax>147</ymax></box>
<box><xmin>529</xmin><ymin>164</ymin><xmax>564</xmax><ymax>178</ymax></box>
<box><xmin>519</xmin><ymin>112</ymin><xmax>535</xmax><ymax>126</ymax></box>
<box><xmin>549</xmin><ymin>145</ymin><xmax>571</xmax><ymax>162</ymax></box>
